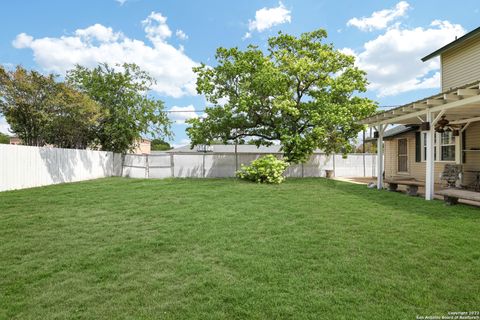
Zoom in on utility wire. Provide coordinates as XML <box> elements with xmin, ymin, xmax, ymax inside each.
<box><xmin>165</xmin><ymin>110</ymin><xmax>206</xmax><ymax>113</ymax></box>
<box><xmin>165</xmin><ymin>106</ymin><xmax>398</xmax><ymax>113</ymax></box>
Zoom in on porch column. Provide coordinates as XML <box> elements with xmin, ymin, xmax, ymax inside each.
<box><xmin>376</xmin><ymin>124</ymin><xmax>384</xmax><ymax>190</ymax></box>
<box><xmin>425</xmin><ymin>110</ymin><xmax>435</xmax><ymax>200</ymax></box>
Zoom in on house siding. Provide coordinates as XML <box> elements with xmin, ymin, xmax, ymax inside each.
<box><xmin>384</xmin><ymin>122</ymin><xmax>480</xmax><ymax>185</ymax></box>
<box><xmin>441</xmin><ymin>33</ymin><xmax>480</xmax><ymax>91</ymax></box>
<box><xmin>462</xmin><ymin>121</ymin><xmax>480</xmax><ymax>185</ymax></box>
<box><xmin>384</xmin><ymin>132</ymin><xmax>446</xmax><ymax>184</ymax></box>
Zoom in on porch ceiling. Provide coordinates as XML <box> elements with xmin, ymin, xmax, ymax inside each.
<box><xmin>360</xmin><ymin>80</ymin><xmax>480</xmax><ymax>126</ymax></box>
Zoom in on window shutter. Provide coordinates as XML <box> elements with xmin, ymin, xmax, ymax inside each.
<box><xmin>462</xmin><ymin>130</ymin><xmax>466</xmax><ymax>163</ymax></box>
<box><xmin>415</xmin><ymin>132</ymin><xmax>421</xmax><ymax>162</ymax></box>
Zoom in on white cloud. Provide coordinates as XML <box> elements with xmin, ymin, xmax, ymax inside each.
<box><xmin>116</xmin><ymin>0</ymin><xmax>127</xmax><ymax>5</ymax></box>
<box><xmin>242</xmin><ymin>32</ymin><xmax>252</xmax><ymax>40</ymax></box>
<box><xmin>12</xmin><ymin>33</ymin><xmax>33</xmax><ymax>48</ymax></box>
<box><xmin>12</xmin><ymin>11</ymin><xmax>198</xmax><ymax>98</ymax></box>
<box><xmin>0</xmin><ymin>117</ymin><xmax>11</xmax><ymax>135</ymax></box>
<box><xmin>245</xmin><ymin>1</ymin><xmax>291</xmax><ymax>38</ymax></box>
<box><xmin>168</xmin><ymin>105</ymin><xmax>199</xmax><ymax>124</ymax></box>
<box><xmin>347</xmin><ymin>1</ymin><xmax>410</xmax><ymax>32</ymax></box>
<box><xmin>142</xmin><ymin>12</ymin><xmax>172</xmax><ymax>43</ymax></box>
<box><xmin>175</xmin><ymin>29</ymin><xmax>188</xmax><ymax>40</ymax></box>
<box><xmin>172</xmin><ymin>138</ymin><xmax>191</xmax><ymax>149</ymax></box>
<box><xmin>345</xmin><ymin>20</ymin><xmax>465</xmax><ymax>97</ymax></box>
<box><xmin>75</xmin><ymin>24</ymin><xmax>122</xmax><ymax>42</ymax></box>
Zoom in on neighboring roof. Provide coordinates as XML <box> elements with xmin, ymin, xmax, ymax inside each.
<box><xmin>365</xmin><ymin>125</ymin><xmax>418</xmax><ymax>141</ymax></box>
<box><xmin>421</xmin><ymin>26</ymin><xmax>480</xmax><ymax>62</ymax></box>
<box><xmin>167</xmin><ymin>144</ymin><xmax>322</xmax><ymax>154</ymax></box>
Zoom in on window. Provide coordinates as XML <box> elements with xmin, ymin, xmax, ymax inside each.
<box><xmin>398</xmin><ymin>139</ymin><xmax>408</xmax><ymax>172</ymax></box>
<box><xmin>421</xmin><ymin>131</ymin><xmax>455</xmax><ymax>162</ymax></box>
<box><xmin>440</xmin><ymin>132</ymin><xmax>455</xmax><ymax>161</ymax></box>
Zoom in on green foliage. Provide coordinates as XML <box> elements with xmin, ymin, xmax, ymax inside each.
<box><xmin>236</xmin><ymin>155</ymin><xmax>289</xmax><ymax>184</ymax></box>
<box><xmin>0</xmin><ymin>66</ymin><xmax>58</xmax><ymax>146</ymax></box>
<box><xmin>151</xmin><ymin>138</ymin><xmax>171</xmax><ymax>151</ymax></box>
<box><xmin>45</xmin><ymin>83</ymin><xmax>100</xmax><ymax>149</ymax></box>
<box><xmin>0</xmin><ymin>66</ymin><xmax>98</xmax><ymax>148</ymax></box>
<box><xmin>67</xmin><ymin>63</ymin><xmax>171</xmax><ymax>153</ymax></box>
<box><xmin>188</xmin><ymin>29</ymin><xmax>377</xmax><ymax>163</ymax></box>
<box><xmin>0</xmin><ymin>132</ymin><xmax>10</xmax><ymax>144</ymax></box>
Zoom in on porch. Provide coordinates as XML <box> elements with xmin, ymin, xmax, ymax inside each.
<box><xmin>359</xmin><ymin>80</ymin><xmax>480</xmax><ymax>202</ymax></box>
<box><xmin>338</xmin><ymin>177</ymin><xmax>480</xmax><ymax>207</ymax></box>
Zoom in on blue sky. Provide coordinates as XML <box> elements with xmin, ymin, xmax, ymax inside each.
<box><xmin>1</xmin><ymin>0</ymin><xmax>479</xmax><ymax>146</ymax></box>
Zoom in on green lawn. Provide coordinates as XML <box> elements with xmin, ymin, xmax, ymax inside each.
<box><xmin>0</xmin><ymin>178</ymin><xmax>479</xmax><ymax>319</ymax></box>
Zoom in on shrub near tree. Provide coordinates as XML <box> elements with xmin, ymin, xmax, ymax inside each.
<box><xmin>236</xmin><ymin>155</ymin><xmax>289</xmax><ymax>184</ymax></box>
<box><xmin>187</xmin><ymin>29</ymin><xmax>377</xmax><ymax>164</ymax></box>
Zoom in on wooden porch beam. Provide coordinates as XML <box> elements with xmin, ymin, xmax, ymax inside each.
<box><xmin>433</xmin><ymin>110</ymin><xmax>446</xmax><ymax>125</ymax></box>
<box><xmin>461</xmin><ymin>121</ymin><xmax>472</xmax><ymax>133</ymax></box>
<box><xmin>451</xmin><ymin>116</ymin><xmax>480</xmax><ymax>125</ymax></box>
<box><xmin>426</xmin><ymin>99</ymin><xmax>445</xmax><ymax>106</ymax></box>
<box><xmin>412</xmin><ymin>103</ymin><xmax>428</xmax><ymax>109</ymax></box>
<box><xmin>443</xmin><ymin>93</ymin><xmax>461</xmax><ymax>101</ymax></box>
<box><xmin>360</xmin><ymin>94</ymin><xmax>480</xmax><ymax>126</ymax></box>
<box><xmin>457</xmin><ymin>88</ymin><xmax>480</xmax><ymax>96</ymax></box>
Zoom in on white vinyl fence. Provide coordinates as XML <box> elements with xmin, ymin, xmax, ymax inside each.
<box><xmin>0</xmin><ymin>145</ymin><xmax>378</xmax><ymax>192</ymax></box>
<box><xmin>0</xmin><ymin>144</ymin><xmax>122</xmax><ymax>192</ymax></box>
<box><xmin>122</xmin><ymin>152</ymin><xmax>378</xmax><ymax>179</ymax></box>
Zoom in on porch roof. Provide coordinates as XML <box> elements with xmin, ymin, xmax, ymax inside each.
<box><xmin>359</xmin><ymin>80</ymin><xmax>480</xmax><ymax>126</ymax></box>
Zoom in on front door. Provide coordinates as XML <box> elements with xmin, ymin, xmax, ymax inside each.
<box><xmin>397</xmin><ymin>138</ymin><xmax>408</xmax><ymax>173</ymax></box>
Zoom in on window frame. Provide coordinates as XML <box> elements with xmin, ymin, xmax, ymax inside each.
<box><xmin>420</xmin><ymin>131</ymin><xmax>456</xmax><ymax>163</ymax></box>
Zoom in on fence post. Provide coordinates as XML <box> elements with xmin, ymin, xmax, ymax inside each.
<box><xmin>170</xmin><ymin>153</ymin><xmax>175</xmax><ymax>178</ymax></box>
<box><xmin>332</xmin><ymin>154</ymin><xmax>336</xmax><ymax>177</ymax></box>
<box><xmin>202</xmin><ymin>153</ymin><xmax>206</xmax><ymax>178</ymax></box>
<box><xmin>363</xmin><ymin>153</ymin><xmax>366</xmax><ymax>177</ymax></box>
<box><xmin>145</xmin><ymin>154</ymin><xmax>149</xmax><ymax>179</ymax></box>
<box><xmin>362</xmin><ymin>129</ymin><xmax>366</xmax><ymax>177</ymax></box>
<box><xmin>301</xmin><ymin>162</ymin><xmax>304</xmax><ymax>178</ymax></box>
<box><xmin>235</xmin><ymin>143</ymin><xmax>238</xmax><ymax>172</ymax></box>
<box><xmin>120</xmin><ymin>154</ymin><xmax>125</xmax><ymax>178</ymax></box>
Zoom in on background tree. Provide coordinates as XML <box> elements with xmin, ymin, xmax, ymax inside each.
<box><xmin>67</xmin><ymin>63</ymin><xmax>171</xmax><ymax>153</ymax></box>
<box><xmin>0</xmin><ymin>66</ymin><xmax>57</xmax><ymax>146</ymax></box>
<box><xmin>187</xmin><ymin>29</ymin><xmax>377</xmax><ymax>163</ymax></box>
<box><xmin>45</xmin><ymin>83</ymin><xmax>100</xmax><ymax>149</ymax></box>
<box><xmin>0</xmin><ymin>132</ymin><xmax>10</xmax><ymax>144</ymax></box>
<box><xmin>0</xmin><ymin>65</ymin><xmax>100</xmax><ymax>148</ymax></box>
<box><xmin>150</xmin><ymin>138</ymin><xmax>171</xmax><ymax>151</ymax></box>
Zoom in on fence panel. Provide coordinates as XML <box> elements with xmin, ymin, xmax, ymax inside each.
<box><xmin>0</xmin><ymin>146</ymin><xmax>378</xmax><ymax>192</ymax></box>
<box><xmin>334</xmin><ymin>154</ymin><xmax>363</xmax><ymax>177</ymax></box>
<box><xmin>118</xmin><ymin>152</ymin><xmax>378</xmax><ymax>181</ymax></box>
<box><xmin>148</xmin><ymin>153</ymin><xmax>172</xmax><ymax>179</ymax></box>
<box><xmin>173</xmin><ymin>154</ymin><xmax>203</xmax><ymax>178</ymax></box>
<box><xmin>122</xmin><ymin>154</ymin><xmax>147</xmax><ymax>178</ymax></box>
<box><xmin>0</xmin><ymin>144</ymin><xmax>116</xmax><ymax>192</ymax></box>
<box><xmin>285</xmin><ymin>164</ymin><xmax>302</xmax><ymax>177</ymax></box>
<box><xmin>205</xmin><ymin>154</ymin><xmax>237</xmax><ymax>177</ymax></box>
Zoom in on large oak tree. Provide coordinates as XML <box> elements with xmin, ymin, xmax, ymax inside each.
<box><xmin>187</xmin><ymin>29</ymin><xmax>376</xmax><ymax>163</ymax></box>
